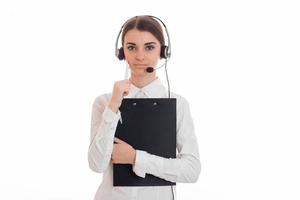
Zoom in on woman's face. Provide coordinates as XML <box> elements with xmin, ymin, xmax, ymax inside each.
<box><xmin>123</xmin><ymin>29</ymin><xmax>161</xmax><ymax>76</ymax></box>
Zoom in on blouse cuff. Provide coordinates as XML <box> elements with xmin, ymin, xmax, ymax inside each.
<box><xmin>132</xmin><ymin>150</ymin><xmax>148</xmax><ymax>178</ymax></box>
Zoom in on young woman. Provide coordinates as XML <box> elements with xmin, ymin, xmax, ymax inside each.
<box><xmin>88</xmin><ymin>15</ymin><xmax>201</xmax><ymax>200</ymax></box>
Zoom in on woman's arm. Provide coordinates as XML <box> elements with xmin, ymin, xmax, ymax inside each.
<box><xmin>132</xmin><ymin>97</ymin><xmax>201</xmax><ymax>183</ymax></box>
<box><xmin>88</xmin><ymin>80</ymin><xmax>130</xmax><ymax>173</ymax></box>
<box><xmin>88</xmin><ymin>95</ymin><xmax>121</xmax><ymax>173</ymax></box>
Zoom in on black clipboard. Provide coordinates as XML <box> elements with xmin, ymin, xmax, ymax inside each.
<box><xmin>113</xmin><ymin>98</ymin><xmax>177</xmax><ymax>187</ymax></box>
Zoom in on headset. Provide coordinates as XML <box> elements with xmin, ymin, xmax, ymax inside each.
<box><xmin>115</xmin><ymin>15</ymin><xmax>172</xmax><ymax>60</ymax></box>
<box><xmin>115</xmin><ymin>15</ymin><xmax>172</xmax><ymax>98</ymax></box>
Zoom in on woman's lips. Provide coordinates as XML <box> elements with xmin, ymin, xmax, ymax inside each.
<box><xmin>133</xmin><ymin>64</ymin><xmax>148</xmax><ymax>68</ymax></box>
<box><xmin>134</xmin><ymin>64</ymin><xmax>147</xmax><ymax>66</ymax></box>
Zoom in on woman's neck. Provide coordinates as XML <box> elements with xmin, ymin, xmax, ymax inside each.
<box><xmin>129</xmin><ymin>74</ymin><xmax>157</xmax><ymax>88</ymax></box>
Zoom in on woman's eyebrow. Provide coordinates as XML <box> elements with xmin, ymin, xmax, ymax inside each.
<box><xmin>144</xmin><ymin>42</ymin><xmax>157</xmax><ymax>45</ymax></box>
<box><xmin>125</xmin><ymin>42</ymin><xmax>136</xmax><ymax>46</ymax></box>
<box><xmin>125</xmin><ymin>42</ymin><xmax>157</xmax><ymax>46</ymax></box>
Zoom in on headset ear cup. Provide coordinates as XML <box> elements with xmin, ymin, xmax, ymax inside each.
<box><xmin>117</xmin><ymin>47</ymin><xmax>125</xmax><ymax>60</ymax></box>
<box><xmin>160</xmin><ymin>45</ymin><xmax>169</xmax><ymax>59</ymax></box>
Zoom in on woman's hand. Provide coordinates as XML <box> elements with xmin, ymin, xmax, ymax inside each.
<box><xmin>108</xmin><ymin>80</ymin><xmax>131</xmax><ymax>112</ymax></box>
<box><xmin>112</xmin><ymin>137</ymin><xmax>136</xmax><ymax>165</ymax></box>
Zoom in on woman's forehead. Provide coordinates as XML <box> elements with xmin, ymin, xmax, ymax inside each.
<box><xmin>124</xmin><ymin>29</ymin><xmax>159</xmax><ymax>44</ymax></box>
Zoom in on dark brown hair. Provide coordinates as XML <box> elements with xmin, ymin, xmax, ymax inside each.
<box><xmin>121</xmin><ymin>16</ymin><xmax>165</xmax><ymax>47</ymax></box>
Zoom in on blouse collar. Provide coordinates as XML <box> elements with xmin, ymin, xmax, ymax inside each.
<box><xmin>125</xmin><ymin>77</ymin><xmax>167</xmax><ymax>98</ymax></box>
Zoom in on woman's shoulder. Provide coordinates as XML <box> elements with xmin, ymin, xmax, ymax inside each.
<box><xmin>170</xmin><ymin>92</ymin><xmax>190</xmax><ymax>108</ymax></box>
<box><xmin>92</xmin><ymin>92</ymin><xmax>112</xmax><ymax>107</ymax></box>
<box><xmin>171</xmin><ymin>92</ymin><xmax>189</xmax><ymax>102</ymax></box>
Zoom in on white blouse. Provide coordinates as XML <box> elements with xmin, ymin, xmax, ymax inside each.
<box><xmin>88</xmin><ymin>78</ymin><xmax>201</xmax><ymax>200</ymax></box>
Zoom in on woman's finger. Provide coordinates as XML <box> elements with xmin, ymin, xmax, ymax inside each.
<box><xmin>114</xmin><ymin>137</ymin><xmax>126</xmax><ymax>144</ymax></box>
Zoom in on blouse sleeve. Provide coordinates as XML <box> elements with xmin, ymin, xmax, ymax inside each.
<box><xmin>88</xmin><ymin>95</ymin><xmax>121</xmax><ymax>173</ymax></box>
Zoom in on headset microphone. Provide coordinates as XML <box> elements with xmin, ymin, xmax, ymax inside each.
<box><xmin>145</xmin><ymin>63</ymin><xmax>166</xmax><ymax>73</ymax></box>
<box><xmin>146</xmin><ymin>67</ymin><xmax>154</xmax><ymax>73</ymax></box>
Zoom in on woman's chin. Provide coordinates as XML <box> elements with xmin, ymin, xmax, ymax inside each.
<box><xmin>131</xmin><ymin>69</ymin><xmax>147</xmax><ymax>76</ymax></box>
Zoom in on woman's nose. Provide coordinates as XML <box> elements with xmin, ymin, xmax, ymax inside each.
<box><xmin>135</xmin><ymin>49</ymin><xmax>145</xmax><ymax>60</ymax></box>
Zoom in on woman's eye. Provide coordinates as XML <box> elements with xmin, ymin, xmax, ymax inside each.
<box><xmin>127</xmin><ymin>46</ymin><xmax>136</xmax><ymax>51</ymax></box>
<box><xmin>145</xmin><ymin>45</ymin><xmax>155</xmax><ymax>51</ymax></box>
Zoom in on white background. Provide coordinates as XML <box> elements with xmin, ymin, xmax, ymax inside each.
<box><xmin>1</xmin><ymin>0</ymin><xmax>300</xmax><ymax>199</ymax></box>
